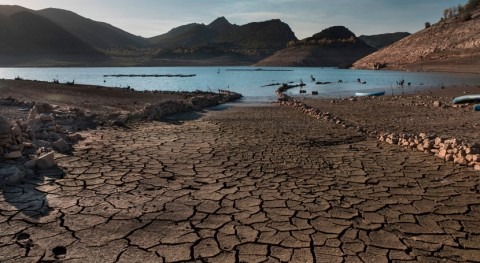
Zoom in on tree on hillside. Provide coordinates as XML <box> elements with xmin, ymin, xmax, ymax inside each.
<box><xmin>444</xmin><ymin>0</ymin><xmax>479</xmax><ymax>19</ymax></box>
<box><xmin>465</xmin><ymin>0</ymin><xmax>480</xmax><ymax>11</ymax></box>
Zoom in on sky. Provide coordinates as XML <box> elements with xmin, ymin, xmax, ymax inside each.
<box><xmin>0</xmin><ymin>0</ymin><xmax>468</xmax><ymax>38</ymax></box>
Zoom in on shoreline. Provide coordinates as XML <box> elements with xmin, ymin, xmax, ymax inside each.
<box><xmin>1</xmin><ymin>63</ymin><xmax>480</xmax><ymax>76</ymax></box>
<box><xmin>0</xmin><ymin>79</ymin><xmax>242</xmax><ymax>183</ymax></box>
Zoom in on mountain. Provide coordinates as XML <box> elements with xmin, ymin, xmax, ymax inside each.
<box><xmin>0</xmin><ymin>5</ymin><xmax>29</xmax><ymax>16</ymax></box>
<box><xmin>37</xmin><ymin>8</ymin><xmax>147</xmax><ymax>49</ymax></box>
<box><xmin>256</xmin><ymin>26</ymin><xmax>375</xmax><ymax>67</ymax></box>
<box><xmin>0</xmin><ymin>11</ymin><xmax>105</xmax><ymax>65</ymax></box>
<box><xmin>353</xmin><ymin>6</ymin><xmax>480</xmax><ymax>73</ymax></box>
<box><xmin>149</xmin><ymin>17</ymin><xmax>297</xmax><ymax>51</ymax></box>
<box><xmin>359</xmin><ymin>32</ymin><xmax>410</xmax><ymax>49</ymax></box>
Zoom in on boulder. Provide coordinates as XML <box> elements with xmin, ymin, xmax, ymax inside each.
<box><xmin>39</xmin><ymin>114</ymin><xmax>55</xmax><ymax>122</ymax></box>
<box><xmin>454</xmin><ymin>156</ymin><xmax>468</xmax><ymax>166</ymax></box>
<box><xmin>11</xmin><ymin>125</ymin><xmax>22</xmax><ymax>136</ymax></box>
<box><xmin>4</xmin><ymin>151</ymin><xmax>22</xmax><ymax>159</ymax></box>
<box><xmin>475</xmin><ymin>164</ymin><xmax>480</xmax><ymax>171</ymax></box>
<box><xmin>52</xmin><ymin>139</ymin><xmax>69</xmax><ymax>153</ymax></box>
<box><xmin>0</xmin><ymin>166</ymin><xmax>25</xmax><ymax>184</ymax></box>
<box><xmin>36</xmin><ymin>152</ymin><xmax>56</xmax><ymax>170</ymax></box>
<box><xmin>445</xmin><ymin>154</ymin><xmax>454</xmax><ymax>162</ymax></box>
<box><xmin>0</xmin><ymin>116</ymin><xmax>12</xmax><ymax>134</ymax></box>
<box><xmin>35</xmin><ymin>103</ymin><xmax>53</xmax><ymax>113</ymax></box>
<box><xmin>470</xmin><ymin>154</ymin><xmax>480</xmax><ymax>163</ymax></box>
<box><xmin>24</xmin><ymin>160</ymin><xmax>37</xmax><ymax>169</ymax></box>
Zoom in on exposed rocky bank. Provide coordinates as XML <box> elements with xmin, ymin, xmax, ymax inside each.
<box><xmin>353</xmin><ymin>8</ymin><xmax>480</xmax><ymax>73</ymax></box>
<box><xmin>0</xmin><ymin>80</ymin><xmax>241</xmax><ymax>184</ymax></box>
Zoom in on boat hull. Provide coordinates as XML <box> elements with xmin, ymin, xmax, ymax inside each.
<box><xmin>355</xmin><ymin>91</ymin><xmax>385</xmax><ymax>97</ymax></box>
<box><xmin>452</xmin><ymin>95</ymin><xmax>480</xmax><ymax>104</ymax></box>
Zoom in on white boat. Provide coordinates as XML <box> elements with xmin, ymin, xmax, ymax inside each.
<box><xmin>452</xmin><ymin>94</ymin><xmax>480</xmax><ymax>104</ymax></box>
<box><xmin>355</xmin><ymin>91</ymin><xmax>385</xmax><ymax>97</ymax></box>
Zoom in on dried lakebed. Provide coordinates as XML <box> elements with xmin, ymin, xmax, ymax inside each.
<box><xmin>1</xmin><ymin>105</ymin><xmax>479</xmax><ymax>262</ymax></box>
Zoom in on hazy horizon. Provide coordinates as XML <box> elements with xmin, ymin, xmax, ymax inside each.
<box><xmin>0</xmin><ymin>0</ymin><xmax>468</xmax><ymax>38</ymax></box>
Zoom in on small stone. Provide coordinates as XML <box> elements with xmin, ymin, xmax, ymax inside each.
<box><xmin>470</xmin><ymin>155</ymin><xmax>480</xmax><ymax>163</ymax></box>
<box><xmin>36</xmin><ymin>152</ymin><xmax>56</xmax><ymax>170</ymax></box>
<box><xmin>4</xmin><ymin>150</ymin><xmax>22</xmax><ymax>159</ymax></box>
<box><xmin>33</xmin><ymin>140</ymin><xmax>52</xmax><ymax>148</ymax></box>
<box><xmin>438</xmin><ymin>149</ymin><xmax>447</xmax><ymax>158</ymax></box>
<box><xmin>39</xmin><ymin>114</ymin><xmax>54</xmax><ymax>122</ymax></box>
<box><xmin>434</xmin><ymin>137</ymin><xmax>444</xmax><ymax>146</ymax></box>
<box><xmin>433</xmin><ymin>101</ymin><xmax>442</xmax><ymax>108</ymax></box>
<box><xmin>0</xmin><ymin>116</ymin><xmax>12</xmax><ymax>134</ymax></box>
<box><xmin>11</xmin><ymin>126</ymin><xmax>22</xmax><ymax>136</ymax></box>
<box><xmin>454</xmin><ymin>156</ymin><xmax>467</xmax><ymax>166</ymax></box>
<box><xmin>0</xmin><ymin>166</ymin><xmax>25</xmax><ymax>184</ymax></box>
<box><xmin>8</xmin><ymin>145</ymin><xmax>20</xmax><ymax>151</ymax></box>
<box><xmin>35</xmin><ymin>103</ymin><xmax>53</xmax><ymax>114</ymax></box>
<box><xmin>52</xmin><ymin>139</ymin><xmax>69</xmax><ymax>153</ymax></box>
<box><xmin>466</xmin><ymin>147</ymin><xmax>480</xmax><ymax>155</ymax></box>
<box><xmin>445</xmin><ymin>154</ymin><xmax>454</xmax><ymax>162</ymax></box>
<box><xmin>24</xmin><ymin>160</ymin><xmax>37</xmax><ymax>169</ymax></box>
<box><xmin>417</xmin><ymin>144</ymin><xmax>425</xmax><ymax>152</ymax></box>
<box><xmin>67</xmin><ymin>133</ymin><xmax>84</xmax><ymax>142</ymax></box>
<box><xmin>475</xmin><ymin>164</ymin><xmax>480</xmax><ymax>171</ymax></box>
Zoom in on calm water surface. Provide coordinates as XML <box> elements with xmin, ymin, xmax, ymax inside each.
<box><xmin>1</xmin><ymin>67</ymin><xmax>480</xmax><ymax>102</ymax></box>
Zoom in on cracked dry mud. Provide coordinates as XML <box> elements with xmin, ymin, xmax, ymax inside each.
<box><xmin>2</xmin><ymin>104</ymin><xmax>480</xmax><ymax>262</ymax></box>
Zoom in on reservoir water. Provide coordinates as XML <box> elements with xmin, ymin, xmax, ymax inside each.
<box><xmin>1</xmin><ymin>67</ymin><xmax>480</xmax><ymax>101</ymax></box>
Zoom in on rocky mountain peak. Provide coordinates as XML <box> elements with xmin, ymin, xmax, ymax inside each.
<box><xmin>208</xmin><ymin>16</ymin><xmax>232</xmax><ymax>29</ymax></box>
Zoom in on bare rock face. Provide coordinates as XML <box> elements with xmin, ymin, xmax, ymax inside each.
<box><xmin>353</xmin><ymin>9</ymin><xmax>480</xmax><ymax>73</ymax></box>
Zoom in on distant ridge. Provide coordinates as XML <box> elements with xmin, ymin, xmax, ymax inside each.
<box><xmin>256</xmin><ymin>26</ymin><xmax>375</xmax><ymax>67</ymax></box>
<box><xmin>37</xmin><ymin>8</ymin><xmax>148</xmax><ymax>49</ymax></box>
<box><xmin>0</xmin><ymin>10</ymin><xmax>105</xmax><ymax>66</ymax></box>
<box><xmin>358</xmin><ymin>32</ymin><xmax>410</xmax><ymax>49</ymax></box>
<box><xmin>149</xmin><ymin>17</ymin><xmax>297</xmax><ymax>51</ymax></box>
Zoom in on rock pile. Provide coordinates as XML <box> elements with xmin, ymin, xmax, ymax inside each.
<box><xmin>132</xmin><ymin>91</ymin><xmax>242</xmax><ymax>121</ymax></box>
<box><xmin>0</xmin><ymin>102</ymin><xmax>85</xmax><ymax>183</ymax></box>
<box><xmin>0</xmin><ymin>115</ymin><xmax>24</xmax><ymax>160</ymax></box>
<box><xmin>1</xmin><ymin>91</ymin><xmax>243</xmax><ymax>184</ymax></box>
<box><xmin>379</xmin><ymin>132</ymin><xmax>480</xmax><ymax>170</ymax></box>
